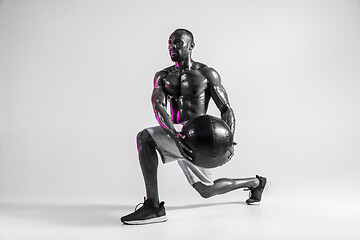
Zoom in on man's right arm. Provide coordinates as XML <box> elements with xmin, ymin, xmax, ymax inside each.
<box><xmin>151</xmin><ymin>71</ymin><xmax>193</xmax><ymax>160</ymax></box>
<box><xmin>151</xmin><ymin>71</ymin><xmax>178</xmax><ymax>137</ymax></box>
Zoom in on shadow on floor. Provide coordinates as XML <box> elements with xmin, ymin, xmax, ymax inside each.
<box><xmin>0</xmin><ymin>203</ymin><xmax>127</xmax><ymax>227</ymax></box>
<box><xmin>0</xmin><ymin>201</ymin><xmax>246</xmax><ymax>227</ymax></box>
<box><xmin>166</xmin><ymin>201</ymin><xmax>247</xmax><ymax>210</ymax></box>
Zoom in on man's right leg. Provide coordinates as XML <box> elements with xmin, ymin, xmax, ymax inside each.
<box><xmin>121</xmin><ymin>129</ymin><xmax>167</xmax><ymax>225</ymax></box>
<box><xmin>137</xmin><ymin>129</ymin><xmax>160</xmax><ymax>207</ymax></box>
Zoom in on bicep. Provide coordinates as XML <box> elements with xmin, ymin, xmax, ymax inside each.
<box><xmin>204</xmin><ymin>68</ymin><xmax>230</xmax><ymax>112</ymax></box>
<box><xmin>151</xmin><ymin>72</ymin><xmax>167</xmax><ymax>109</ymax></box>
<box><xmin>152</xmin><ymin>87</ymin><xmax>167</xmax><ymax>109</ymax></box>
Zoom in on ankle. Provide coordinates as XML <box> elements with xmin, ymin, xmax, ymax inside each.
<box><xmin>147</xmin><ymin>198</ymin><xmax>160</xmax><ymax>208</ymax></box>
<box><xmin>251</xmin><ymin>178</ymin><xmax>260</xmax><ymax>188</ymax></box>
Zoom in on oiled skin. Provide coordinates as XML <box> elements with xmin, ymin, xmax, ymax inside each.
<box><xmin>127</xmin><ymin>29</ymin><xmax>259</xmax><ymax>209</ymax></box>
<box><xmin>161</xmin><ymin>64</ymin><xmax>208</xmax><ymax>123</ymax></box>
<box><xmin>152</xmin><ymin>63</ymin><xmax>235</xmax><ymax>146</ymax></box>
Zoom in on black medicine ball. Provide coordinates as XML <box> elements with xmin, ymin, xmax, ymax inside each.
<box><xmin>182</xmin><ymin>115</ymin><xmax>234</xmax><ymax>168</ymax></box>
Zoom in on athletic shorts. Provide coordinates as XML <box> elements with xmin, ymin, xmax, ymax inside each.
<box><xmin>146</xmin><ymin>125</ymin><xmax>214</xmax><ymax>186</ymax></box>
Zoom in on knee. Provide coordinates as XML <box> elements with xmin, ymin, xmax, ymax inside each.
<box><xmin>193</xmin><ymin>182</ymin><xmax>213</xmax><ymax>199</ymax></box>
<box><xmin>137</xmin><ymin>129</ymin><xmax>155</xmax><ymax>150</ymax></box>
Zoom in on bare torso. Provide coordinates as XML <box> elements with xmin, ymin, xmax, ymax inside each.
<box><xmin>160</xmin><ymin>62</ymin><xmax>211</xmax><ymax>123</ymax></box>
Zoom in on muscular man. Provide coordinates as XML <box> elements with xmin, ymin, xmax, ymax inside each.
<box><xmin>121</xmin><ymin>29</ymin><xmax>268</xmax><ymax>225</ymax></box>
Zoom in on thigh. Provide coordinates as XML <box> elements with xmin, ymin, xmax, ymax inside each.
<box><xmin>178</xmin><ymin>160</ymin><xmax>213</xmax><ymax>186</ymax></box>
<box><xmin>146</xmin><ymin>126</ymin><xmax>184</xmax><ymax>163</ymax></box>
<box><xmin>146</xmin><ymin>126</ymin><xmax>214</xmax><ymax>186</ymax></box>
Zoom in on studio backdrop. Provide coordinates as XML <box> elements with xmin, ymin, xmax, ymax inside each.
<box><xmin>1</xmin><ymin>0</ymin><xmax>359</xmax><ymax>204</ymax></box>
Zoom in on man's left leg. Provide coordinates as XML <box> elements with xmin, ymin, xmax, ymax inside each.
<box><xmin>193</xmin><ymin>175</ymin><xmax>267</xmax><ymax>204</ymax></box>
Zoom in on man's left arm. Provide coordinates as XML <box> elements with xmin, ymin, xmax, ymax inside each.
<box><xmin>201</xmin><ymin>67</ymin><xmax>236</xmax><ymax>135</ymax></box>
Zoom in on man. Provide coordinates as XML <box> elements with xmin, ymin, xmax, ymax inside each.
<box><xmin>121</xmin><ymin>29</ymin><xmax>268</xmax><ymax>225</ymax></box>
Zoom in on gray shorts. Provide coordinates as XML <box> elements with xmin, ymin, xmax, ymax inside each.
<box><xmin>146</xmin><ymin>126</ymin><xmax>214</xmax><ymax>186</ymax></box>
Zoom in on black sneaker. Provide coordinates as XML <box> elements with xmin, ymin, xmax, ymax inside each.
<box><xmin>245</xmin><ymin>175</ymin><xmax>268</xmax><ymax>205</ymax></box>
<box><xmin>121</xmin><ymin>198</ymin><xmax>167</xmax><ymax>225</ymax></box>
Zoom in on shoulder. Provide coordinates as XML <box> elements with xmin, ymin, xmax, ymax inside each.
<box><xmin>193</xmin><ymin>61</ymin><xmax>208</xmax><ymax>70</ymax></box>
<box><xmin>153</xmin><ymin>67</ymin><xmax>171</xmax><ymax>86</ymax></box>
<box><xmin>155</xmin><ymin>67</ymin><xmax>171</xmax><ymax>78</ymax></box>
<box><xmin>162</xmin><ymin>65</ymin><xmax>182</xmax><ymax>74</ymax></box>
<box><xmin>198</xmin><ymin>65</ymin><xmax>221</xmax><ymax>86</ymax></box>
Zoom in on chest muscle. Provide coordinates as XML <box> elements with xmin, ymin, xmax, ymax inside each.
<box><xmin>164</xmin><ymin>70</ymin><xmax>208</xmax><ymax>97</ymax></box>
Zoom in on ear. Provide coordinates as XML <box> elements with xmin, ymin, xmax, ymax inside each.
<box><xmin>190</xmin><ymin>42</ymin><xmax>195</xmax><ymax>50</ymax></box>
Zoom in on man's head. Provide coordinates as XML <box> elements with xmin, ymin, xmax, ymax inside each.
<box><xmin>168</xmin><ymin>29</ymin><xmax>195</xmax><ymax>62</ymax></box>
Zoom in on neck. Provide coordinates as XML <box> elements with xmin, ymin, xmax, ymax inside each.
<box><xmin>175</xmin><ymin>56</ymin><xmax>193</xmax><ymax>72</ymax></box>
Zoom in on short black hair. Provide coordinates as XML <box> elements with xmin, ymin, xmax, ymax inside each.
<box><xmin>173</xmin><ymin>28</ymin><xmax>194</xmax><ymax>43</ymax></box>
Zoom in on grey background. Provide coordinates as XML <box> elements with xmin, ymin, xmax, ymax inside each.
<box><xmin>1</xmin><ymin>0</ymin><xmax>359</xmax><ymax>205</ymax></box>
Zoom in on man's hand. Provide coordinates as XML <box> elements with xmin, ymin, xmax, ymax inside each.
<box><xmin>174</xmin><ymin>133</ymin><xmax>194</xmax><ymax>161</ymax></box>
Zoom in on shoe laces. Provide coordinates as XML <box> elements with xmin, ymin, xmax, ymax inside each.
<box><xmin>134</xmin><ymin>197</ymin><xmax>147</xmax><ymax>211</ymax></box>
<box><xmin>134</xmin><ymin>197</ymin><xmax>159</xmax><ymax>214</ymax></box>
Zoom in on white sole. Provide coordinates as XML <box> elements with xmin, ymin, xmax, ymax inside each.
<box><xmin>122</xmin><ymin>215</ymin><xmax>168</xmax><ymax>225</ymax></box>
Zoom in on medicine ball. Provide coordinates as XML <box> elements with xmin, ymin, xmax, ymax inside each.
<box><xmin>182</xmin><ymin>115</ymin><xmax>234</xmax><ymax>168</ymax></box>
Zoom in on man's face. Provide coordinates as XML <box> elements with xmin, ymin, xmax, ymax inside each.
<box><xmin>168</xmin><ymin>32</ymin><xmax>193</xmax><ymax>62</ymax></box>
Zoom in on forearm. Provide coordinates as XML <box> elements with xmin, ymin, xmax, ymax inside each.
<box><xmin>221</xmin><ymin>106</ymin><xmax>236</xmax><ymax>135</ymax></box>
<box><xmin>154</xmin><ymin>102</ymin><xmax>193</xmax><ymax>160</ymax></box>
<box><xmin>154</xmin><ymin>103</ymin><xmax>179</xmax><ymax>138</ymax></box>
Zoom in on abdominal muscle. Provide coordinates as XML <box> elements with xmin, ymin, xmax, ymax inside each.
<box><xmin>164</xmin><ymin>68</ymin><xmax>210</xmax><ymax>124</ymax></box>
<box><xmin>173</xmin><ymin>93</ymin><xmax>209</xmax><ymax>123</ymax></box>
